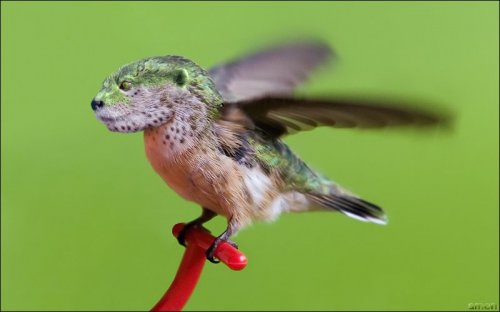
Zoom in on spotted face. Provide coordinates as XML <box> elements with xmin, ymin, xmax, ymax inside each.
<box><xmin>91</xmin><ymin>56</ymin><xmax>223</xmax><ymax>133</ymax></box>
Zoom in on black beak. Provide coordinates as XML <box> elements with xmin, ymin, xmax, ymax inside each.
<box><xmin>91</xmin><ymin>99</ymin><xmax>104</xmax><ymax>111</ymax></box>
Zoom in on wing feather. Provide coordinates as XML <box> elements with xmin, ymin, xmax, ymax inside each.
<box><xmin>222</xmin><ymin>96</ymin><xmax>450</xmax><ymax>137</ymax></box>
<box><xmin>208</xmin><ymin>40</ymin><xmax>333</xmax><ymax>102</ymax></box>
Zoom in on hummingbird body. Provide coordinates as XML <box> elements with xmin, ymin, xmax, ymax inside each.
<box><xmin>143</xmin><ymin>111</ymin><xmax>318</xmax><ymax>229</ymax></box>
<box><xmin>92</xmin><ymin>41</ymin><xmax>446</xmax><ymax>260</ymax></box>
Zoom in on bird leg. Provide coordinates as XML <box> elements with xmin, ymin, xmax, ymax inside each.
<box><xmin>206</xmin><ymin>217</ymin><xmax>239</xmax><ymax>263</ymax></box>
<box><xmin>177</xmin><ymin>207</ymin><xmax>216</xmax><ymax>246</ymax></box>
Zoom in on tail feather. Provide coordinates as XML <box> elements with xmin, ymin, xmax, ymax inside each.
<box><xmin>307</xmin><ymin>193</ymin><xmax>388</xmax><ymax>225</ymax></box>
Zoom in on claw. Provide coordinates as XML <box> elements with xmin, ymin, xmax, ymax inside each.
<box><xmin>227</xmin><ymin>240</ymin><xmax>239</xmax><ymax>249</ymax></box>
<box><xmin>176</xmin><ymin>225</ymin><xmax>190</xmax><ymax>247</ymax></box>
<box><xmin>205</xmin><ymin>238</ymin><xmax>221</xmax><ymax>263</ymax></box>
<box><xmin>176</xmin><ymin>208</ymin><xmax>216</xmax><ymax>247</ymax></box>
<box><xmin>205</xmin><ymin>237</ymin><xmax>238</xmax><ymax>263</ymax></box>
<box><xmin>206</xmin><ymin>251</ymin><xmax>220</xmax><ymax>264</ymax></box>
<box><xmin>177</xmin><ymin>223</ymin><xmax>210</xmax><ymax>247</ymax></box>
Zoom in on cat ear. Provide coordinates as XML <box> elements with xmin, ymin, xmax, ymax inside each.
<box><xmin>173</xmin><ymin>69</ymin><xmax>189</xmax><ymax>87</ymax></box>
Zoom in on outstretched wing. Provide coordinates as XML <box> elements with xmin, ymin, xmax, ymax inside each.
<box><xmin>221</xmin><ymin>96</ymin><xmax>450</xmax><ymax>138</ymax></box>
<box><xmin>208</xmin><ymin>40</ymin><xmax>332</xmax><ymax>102</ymax></box>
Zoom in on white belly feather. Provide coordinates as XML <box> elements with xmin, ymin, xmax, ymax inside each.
<box><xmin>241</xmin><ymin>166</ymin><xmax>311</xmax><ymax>221</ymax></box>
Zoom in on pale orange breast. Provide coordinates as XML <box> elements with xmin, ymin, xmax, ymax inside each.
<box><xmin>143</xmin><ymin>125</ymin><xmax>288</xmax><ymax>225</ymax></box>
<box><xmin>143</xmin><ymin>127</ymin><xmax>239</xmax><ymax>217</ymax></box>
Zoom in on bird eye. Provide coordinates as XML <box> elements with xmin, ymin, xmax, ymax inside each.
<box><xmin>119</xmin><ymin>81</ymin><xmax>132</xmax><ymax>91</ymax></box>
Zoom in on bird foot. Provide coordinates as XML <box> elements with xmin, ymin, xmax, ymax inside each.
<box><xmin>205</xmin><ymin>237</ymin><xmax>239</xmax><ymax>263</ymax></box>
<box><xmin>176</xmin><ymin>223</ymin><xmax>210</xmax><ymax>247</ymax></box>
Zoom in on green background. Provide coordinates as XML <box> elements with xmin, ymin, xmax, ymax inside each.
<box><xmin>1</xmin><ymin>1</ymin><xmax>498</xmax><ymax>311</ymax></box>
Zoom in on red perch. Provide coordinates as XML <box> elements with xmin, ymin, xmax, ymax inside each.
<box><xmin>151</xmin><ymin>223</ymin><xmax>248</xmax><ymax>311</ymax></box>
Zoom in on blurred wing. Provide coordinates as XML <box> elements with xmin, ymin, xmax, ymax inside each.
<box><xmin>208</xmin><ymin>40</ymin><xmax>333</xmax><ymax>102</ymax></box>
<box><xmin>225</xmin><ymin>97</ymin><xmax>450</xmax><ymax>137</ymax></box>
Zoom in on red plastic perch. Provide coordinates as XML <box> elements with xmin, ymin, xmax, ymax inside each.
<box><xmin>151</xmin><ymin>223</ymin><xmax>247</xmax><ymax>311</ymax></box>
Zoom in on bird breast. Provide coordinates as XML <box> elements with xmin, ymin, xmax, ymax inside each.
<box><xmin>143</xmin><ymin>125</ymin><xmax>296</xmax><ymax>223</ymax></box>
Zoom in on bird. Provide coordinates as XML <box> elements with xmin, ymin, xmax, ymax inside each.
<box><xmin>91</xmin><ymin>40</ymin><xmax>447</xmax><ymax>262</ymax></box>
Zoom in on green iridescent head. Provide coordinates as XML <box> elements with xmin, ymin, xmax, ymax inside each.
<box><xmin>91</xmin><ymin>56</ymin><xmax>223</xmax><ymax>133</ymax></box>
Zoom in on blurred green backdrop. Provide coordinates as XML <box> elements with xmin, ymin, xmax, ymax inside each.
<box><xmin>1</xmin><ymin>1</ymin><xmax>498</xmax><ymax>311</ymax></box>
